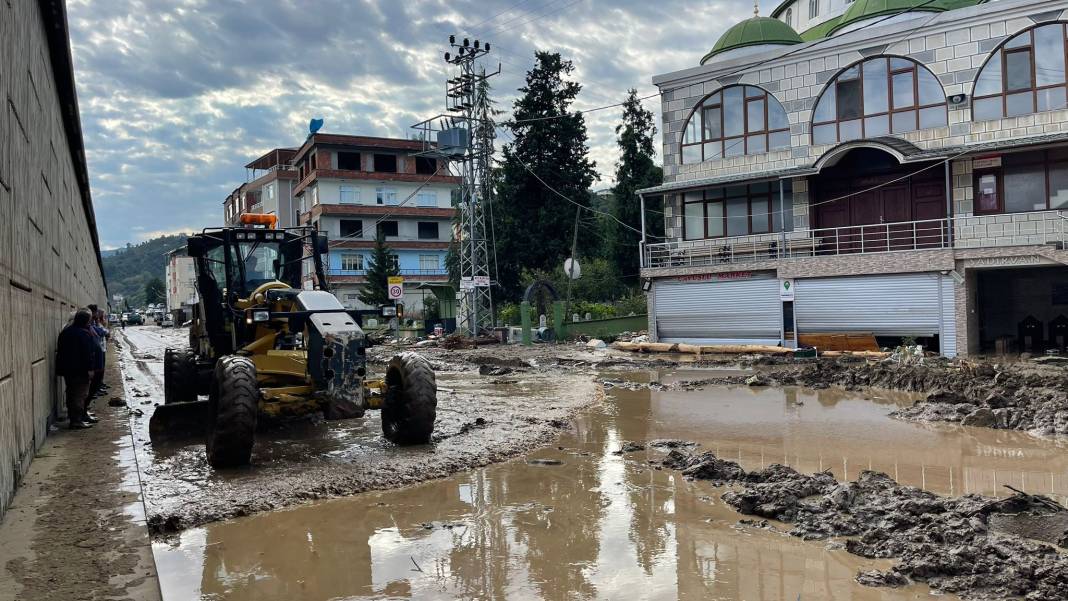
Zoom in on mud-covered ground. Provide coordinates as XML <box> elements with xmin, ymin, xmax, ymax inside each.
<box><xmin>600</xmin><ymin>351</ymin><xmax>1068</xmax><ymax>439</ymax></box>
<box><xmin>646</xmin><ymin>444</ymin><xmax>1068</xmax><ymax>601</ymax></box>
<box><xmin>119</xmin><ymin>327</ymin><xmax>613</xmax><ymax>537</ymax></box>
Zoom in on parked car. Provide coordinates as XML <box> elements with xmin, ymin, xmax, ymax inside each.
<box><xmin>161</xmin><ymin>316</ymin><xmax>174</xmax><ymax>328</ymax></box>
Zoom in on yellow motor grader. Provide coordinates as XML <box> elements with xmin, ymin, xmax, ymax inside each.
<box><xmin>150</xmin><ymin>214</ymin><xmax>436</xmax><ymax>467</ymax></box>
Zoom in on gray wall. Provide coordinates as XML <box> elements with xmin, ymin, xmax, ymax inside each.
<box><xmin>0</xmin><ymin>1</ymin><xmax>108</xmax><ymax>518</ymax></box>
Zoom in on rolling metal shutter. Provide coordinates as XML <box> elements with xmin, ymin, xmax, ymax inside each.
<box><xmin>654</xmin><ymin>277</ymin><xmax>781</xmax><ymax>344</ymax></box>
<box><xmin>794</xmin><ymin>273</ymin><xmax>946</xmax><ymax>338</ymax></box>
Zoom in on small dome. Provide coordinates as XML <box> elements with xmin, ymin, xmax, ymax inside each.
<box><xmin>701</xmin><ymin>16</ymin><xmax>802</xmax><ymax>65</ymax></box>
<box><xmin>830</xmin><ymin>0</ymin><xmax>948</xmax><ymax>35</ymax></box>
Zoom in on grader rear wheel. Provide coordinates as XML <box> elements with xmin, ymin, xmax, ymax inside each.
<box><xmin>382</xmin><ymin>352</ymin><xmax>437</xmax><ymax>445</ymax></box>
<box><xmin>206</xmin><ymin>356</ymin><xmax>259</xmax><ymax>468</ymax></box>
<box><xmin>163</xmin><ymin>348</ymin><xmax>197</xmax><ymax>405</ymax></box>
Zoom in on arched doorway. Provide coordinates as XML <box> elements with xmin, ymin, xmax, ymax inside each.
<box><xmin>810</xmin><ymin>143</ymin><xmax>947</xmax><ymax>253</ymax></box>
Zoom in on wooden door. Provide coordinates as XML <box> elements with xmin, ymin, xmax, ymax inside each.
<box><xmin>881</xmin><ymin>186</ymin><xmax>912</xmax><ymax>250</ymax></box>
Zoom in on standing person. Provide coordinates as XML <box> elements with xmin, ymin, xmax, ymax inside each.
<box><xmin>56</xmin><ymin>309</ymin><xmax>96</xmax><ymax>429</ymax></box>
<box><xmin>87</xmin><ymin>309</ymin><xmax>109</xmax><ymax>407</ymax></box>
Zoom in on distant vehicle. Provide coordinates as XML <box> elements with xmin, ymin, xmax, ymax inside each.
<box><xmin>126</xmin><ymin>312</ymin><xmax>144</xmax><ymax>325</ymax></box>
<box><xmin>161</xmin><ymin>316</ymin><xmax>174</xmax><ymax>328</ymax></box>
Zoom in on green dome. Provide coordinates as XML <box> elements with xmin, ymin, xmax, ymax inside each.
<box><xmin>829</xmin><ymin>0</ymin><xmax>948</xmax><ymax>34</ymax></box>
<box><xmin>701</xmin><ymin>16</ymin><xmax>802</xmax><ymax>65</ymax></box>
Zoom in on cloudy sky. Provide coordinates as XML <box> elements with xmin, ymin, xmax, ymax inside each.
<box><xmin>67</xmin><ymin>0</ymin><xmax>751</xmax><ymax>249</ymax></box>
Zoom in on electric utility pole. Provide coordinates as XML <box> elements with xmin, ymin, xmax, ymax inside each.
<box><xmin>413</xmin><ymin>36</ymin><xmax>499</xmax><ymax>337</ymax></box>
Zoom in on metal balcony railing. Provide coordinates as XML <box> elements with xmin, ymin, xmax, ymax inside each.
<box><xmin>643</xmin><ymin>210</ymin><xmax>1068</xmax><ymax>269</ymax></box>
<box><xmin>326</xmin><ymin>268</ymin><xmax>448</xmax><ymax>277</ymax></box>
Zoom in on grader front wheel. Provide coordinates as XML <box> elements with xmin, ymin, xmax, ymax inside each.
<box><xmin>206</xmin><ymin>356</ymin><xmax>259</xmax><ymax>468</ymax></box>
<box><xmin>382</xmin><ymin>352</ymin><xmax>437</xmax><ymax>445</ymax></box>
<box><xmin>163</xmin><ymin>348</ymin><xmax>197</xmax><ymax>405</ymax></box>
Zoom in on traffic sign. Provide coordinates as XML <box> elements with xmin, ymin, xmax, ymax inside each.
<box><xmin>388</xmin><ymin>283</ymin><xmax>404</xmax><ymax>300</ymax></box>
<box><xmin>473</xmin><ymin>275</ymin><xmax>490</xmax><ymax>287</ymax></box>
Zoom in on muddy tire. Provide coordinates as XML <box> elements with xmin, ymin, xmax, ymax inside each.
<box><xmin>382</xmin><ymin>352</ymin><xmax>437</xmax><ymax>445</ymax></box>
<box><xmin>206</xmin><ymin>356</ymin><xmax>259</xmax><ymax>468</ymax></box>
<box><xmin>163</xmin><ymin>348</ymin><xmax>198</xmax><ymax>405</ymax></box>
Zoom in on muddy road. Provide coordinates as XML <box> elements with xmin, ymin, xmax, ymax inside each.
<box><xmin>117</xmin><ymin>326</ymin><xmax>600</xmax><ymax>535</ymax></box>
<box><xmin>151</xmin><ymin>364</ymin><xmax>1068</xmax><ymax>600</ymax></box>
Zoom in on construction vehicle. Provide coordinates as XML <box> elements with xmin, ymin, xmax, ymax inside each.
<box><xmin>150</xmin><ymin>214</ymin><xmax>436</xmax><ymax>468</ymax></box>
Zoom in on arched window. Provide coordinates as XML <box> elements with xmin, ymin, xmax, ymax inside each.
<box><xmin>784</xmin><ymin>8</ymin><xmax>793</xmax><ymax>27</ymax></box>
<box><xmin>972</xmin><ymin>22</ymin><xmax>1068</xmax><ymax>121</ymax></box>
<box><xmin>680</xmin><ymin>85</ymin><xmax>790</xmax><ymax>164</ymax></box>
<box><xmin>811</xmin><ymin>57</ymin><xmax>947</xmax><ymax>145</ymax></box>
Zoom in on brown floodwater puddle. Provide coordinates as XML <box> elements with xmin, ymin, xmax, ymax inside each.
<box><xmin>153</xmin><ymin>370</ymin><xmax>1068</xmax><ymax>600</ymax></box>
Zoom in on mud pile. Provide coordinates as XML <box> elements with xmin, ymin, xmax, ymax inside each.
<box><xmin>658</xmin><ymin>450</ymin><xmax>1068</xmax><ymax>600</ymax></box>
<box><xmin>761</xmin><ymin>359</ymin><xmax>1068</xmax><ymax>437</ymax></box>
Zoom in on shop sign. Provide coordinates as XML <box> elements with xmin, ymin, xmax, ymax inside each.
<box><xmin>779</xmin><ymin>278</ymin><xmax>795</xmax><ymax>301</ymax></box>
<box><xmin>677</xmin><ymin>271</ymin><xmax>754</xmax><ymax>283</ymax></box>
<box><xmin>972</xmin><ymin>156</ymin><xmax>1002</xmax><ymax>169</ymax></box>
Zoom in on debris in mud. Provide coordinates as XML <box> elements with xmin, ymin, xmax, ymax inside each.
<box><xmin>527</xmin><ymin>458</ymin><xmax>564</xmax><ymax>466</ymax></box>
<box><xmin>456</xmin><ymin>417</ymin><xmax>488</xmax><ymax>435</ymax></box>
<box><xmin>648</xmin><ymin>439</ymin><xmax>699</xmax><ymax>449</ymax></box>
<box><xmin>615</xmin><ymin>441</ymin><xmax>645</xmax><ymax>454</ymax></box>
<box><xmin>657</xmin><ymin>445</ymin><xmax>1068</xmax><ymax>600</ymax></box>
<box><xmin>108</xmin><ymin>397</ymin><xmax>126</xmax><ymax>407</ymax></box>
<box><xmin>478</xmin><ymin>365</ymin><xmax>513</xmax><ymax>376</ymax></box>
<box><xmin>744</xmin><ymin>374</ymin><xmax>769</xmax><ymax>386</ymax></box>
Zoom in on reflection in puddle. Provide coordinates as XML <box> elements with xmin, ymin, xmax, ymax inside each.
<box><xmin>154</xmin><ymin>373</ymin><xmax>1068</xmax><ymax>600</ymax></box>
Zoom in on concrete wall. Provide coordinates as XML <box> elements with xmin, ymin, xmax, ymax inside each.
<box><xmin>0</xmin><ymin>1</ymin><xmax>108</xmax><ymax>518</ymax></box>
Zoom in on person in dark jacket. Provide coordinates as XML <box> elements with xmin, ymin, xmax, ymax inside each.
<box><xmin>87</xmin><ymin>308</ymin><xmax>109</xmax><ymax>408</ymax></box>
<box><xmin>57</xmin><ymin>309</ymin><xmax>96</xmax><ymax>429</ymax></box>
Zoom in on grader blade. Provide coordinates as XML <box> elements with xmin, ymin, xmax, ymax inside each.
<box><xmin>149</xmin><ymin>400</ymin><xmax>211</xmax><ymax>439</ymax></box>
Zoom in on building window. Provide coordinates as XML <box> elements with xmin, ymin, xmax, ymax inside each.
<box><xmin>339</xmin><ymin>219</ymin><xmax>363</xmax><ymax>238</ymax></box>
<box><xmin>376</xmin><ymin>187</ymin><xmax>398</xmax><ymax>205</ymax></box>
<box><xmin>972</xmin><ymin>149</ymin><xmax>1068</xmax><ymax>215</ymax></box>
<box><xmin>811</xmin><ymin>57</ymin><xmax>947</xmax><ymax>145</ymax></box>
<box><xmin>338</xmin><ymin>151</ymin><xmax>361</xmax><ymax>170</ymax></box>
<box><xmin>415</xmin><ymin>157</ymin><xmax>437</xmax><ymax>175</ymax></box>
<box><xmin>784</xmin><ymin>7</ymin><xmax>792</xmax><ymax>26</ymax></box>
<box><xmin>680</xmin><ymin>85</ymin><xmax>790</xmax><ymax>164</ymax></box>
<box><xmin>311</xmin><ymin>186</ymin><xmax>320</xmax><ymax>206</ymax></box>
<box><xmin>340</xmin><ymin>254</ymin><xmax>364</xmax><ymax>271</ymax></box>
<box><xmin>416</xmin><ymin>192</ymin><xmax>437</xmax><ymax>207</ymax></box>
<box><xmin>973</xmin><ymin>22</ymin><xmax>1068</xmax><ymax>121</ymax></box>
<box><xmin>265</xmin><ymin>184</ymin><xmax>274</xmax><ymax>200</ymax></box>
<box><xmin>808</xmin><ymin>0</ymin><xmax>818</xmax><ymax>19</ymax></box>
<box><xmin>378</xmin><ymin>220</ymin><xmax>399</xmax><ymax>237</ymax></box>
<box><xmin>419</xmin><ymin>255</ymin><xmax>439</xmax><ymax>271</ymax></box>
<box><xmin>340</xmin><ymin>186</ymin><xmax>359</xmax><ymax>203</ymax></box>
<box><xmin>682</xmin><ymin>181</ymin><xmax>793</xmax><ymax>240</ymax></box>
<box><xmin>417</xmin><ymin>222</ymin><xmax>439</xmax><ymax>239</ymax></box>
<box><xmin>374</xmin><ymin>154</ymin><xmax>398</xmax><ymax>173</ymax></box>
<box><xmin>389</xmin><ymin>254</ymin><xmax>400</xmax><ymax>270</ymax></box>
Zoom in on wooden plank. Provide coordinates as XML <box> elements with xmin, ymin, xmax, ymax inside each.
<box><xmin>798</xmin><ymin>332</ymin><xmax>881</xmax><ymax>352</ymax></box>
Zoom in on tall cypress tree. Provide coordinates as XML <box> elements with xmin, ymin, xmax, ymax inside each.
<box><xmin>494</xmin><ymin>51</ymin><xmax>597</xmax><ymax>302</ymax></box>
<box><xmin>358</xmin><ymin>229</ymin><xmax>400</xmax><ymax>307</ymax></box>
<box><xmin>611</xmin><ymin>89</ymin><xmax>663</xmax><ymax>286</ymax></box>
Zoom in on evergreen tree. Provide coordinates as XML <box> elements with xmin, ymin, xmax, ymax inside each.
<box><xmin>611</xmin><ymin>89</ymin><xmax>663</xmax><ymax>286</ymax></box>
<box><xmin>144</xmin><ymin>276</ymin><xmax>166</xmax><ymax>305</ymax></box>
<box><xmin>358</xmin><ymin>230</ymin><xmax>400</xmax><ymax>307</ymax></box>
<box><xmin>494</xmin><ymin>51</ymin><xmax>597</xmax><ymax>302</ymax></box>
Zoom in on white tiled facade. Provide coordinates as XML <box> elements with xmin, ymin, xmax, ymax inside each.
<box><xmin>643</xmin><ymin>0</ymin><xmax>1068</xmax><ymax>355</ymax></box>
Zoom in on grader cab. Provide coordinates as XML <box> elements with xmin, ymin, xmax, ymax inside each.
<box><xmin>150</xmin><ymin>215</ymin><xmax>436</xmax><ymax>468</ymax></box>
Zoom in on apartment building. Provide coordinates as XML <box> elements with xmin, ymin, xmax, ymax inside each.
<box><xmin>165</xmin><ymin>251</ymin><xmax>198</xmax><ymax>322</ymax></box>
<box><xmin>223</xmin><ymin>148</ymin><xmax>299</xmax><ymax>228</ymax></box>
<box><xmin>291</xmin><ymin>134</ymin><xmax>459</xmax><ymax>312</ymax></box>
<box><xmin>641</xmin><ymin>0</ymin><xmax>1068</xmax><ymax>356</ymax></box>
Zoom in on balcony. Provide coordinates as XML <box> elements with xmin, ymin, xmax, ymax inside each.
<box><xmin>643</xmin><ymin>210</ymin><xmax>1068</xmax><ymax>269</ymax></box>
<box><xmin>326</xmin><ymin>268</ymin><xmax>449</xmax><ymax>278</ymax></box>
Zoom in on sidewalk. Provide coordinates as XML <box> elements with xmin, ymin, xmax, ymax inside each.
<box><xmin>0</xmin><ymin>339</ymin><xmax>161</xmax><ymax>601</ymax></box>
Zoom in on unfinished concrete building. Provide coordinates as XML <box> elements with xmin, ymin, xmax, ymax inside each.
<box><xmin>0</xmin><ymin>1</ymin><xmax>108</xmax><ymax>517</ymax></box>
<box><xmin>641</xmin><ymin>0</ymin><xmax>1068</xmax><ymax>356</ymax></box>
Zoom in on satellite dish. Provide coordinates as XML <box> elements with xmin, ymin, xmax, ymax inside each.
<box><xmin>563</xmin><ymin>258</ymin><xmax>581</xmax><ymax>280</ymax></box>
<box><xmin>309</xmin><ymin>118</ymin><xmax>324</xmax><ymax>134</ymax></box>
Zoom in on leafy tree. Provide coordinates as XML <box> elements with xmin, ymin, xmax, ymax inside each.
<box><xmin>143</xmin><ymin>276</ymin><xmax>166</xmax><ymax>305</ymax></box>
<box><xmin>494</xmin><ymin>51</ymin><xmax>598</xmax><ymax>302</ymax></box>
<box><xmin>358</xmin><ymin>230</ymin><xmax>399</xmax><ymax>307</ymax></box>
<box><xmin>611</xmin><ymin>89</ymin><xmax>663</xmax><ymax>286</ymax></box>
<box><xmin>101</xmin><ymin>234</ymin><xmax>188</xmax><ymax>306</ymax></box>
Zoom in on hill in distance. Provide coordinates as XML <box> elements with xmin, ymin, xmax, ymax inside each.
<box><xmin>103</xmin><ymin>234</ymin><xmax>189</xmax><ymax>307</ymax></box>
